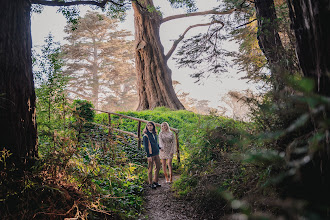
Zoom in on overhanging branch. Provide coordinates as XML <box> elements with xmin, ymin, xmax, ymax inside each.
<box><xmin>165</xmin><ymin>20</ymin><xmax>224</xmax><ymax>60</ymax></box>
<box><xmin>31</xmin><ymin>0</ymin><xmax>124</xmax><ymax>8</ymax></box>
<box><xmin>65</xmin><ymin>89</ymin><xmax>90</xmax><ymax>100</ymax></box>
<box><xmin>234</xmin><ymin>18</ymin><xmax>257</xmax><ymax>29</ymax></box>
<box><xmin>161</xmin><ymin>8</ymin><xmax>235</xmax><ymax>24</ymax></box>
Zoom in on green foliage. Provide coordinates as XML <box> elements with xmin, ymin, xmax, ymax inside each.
<box><xmin>168</xmin><ymin>0</ymin><xmax>197</xmax><ymax>12</ymax></box>
<box><xmin>62</xmin><ymin>141</ymin><xmax>146</xmax><ymax>218</ymax></box>
<box><xmin>32</xmin><ymin>34</ymin><xmax>145</xmax><ymax>218</ymax></box>
<box><xmin>226</xmin><ymin>76</ymin><xmax>330</xmax><ymax>218</ymax></box>
<box><xmin>173</xmin><ymin>174</ymin><xmax>198</xmax><ymax>196</ymax></box>
<box><xmin>58</xmin><ymin>6</ymin><xmax>80</xmax><ymax>28</ymax></box>
<box><xmin>72</xmin><ymin>100</ymin><xmax>95</xmax><ymax>123</ymax></box>
<box><xmin>231</xmin><ymin>24</ymin><xmax>268</xmax><ymax>81</ymax></box>
<box><xmin>95</xmin><ymin>108</ymin><xmax>251</xmax><ymax>177</ymax></box>
<box><xmin>34</xmin><ymin>34</ymin><xmax>70</xmax><ymax>157</ymax></box>
<box><xmin>31</xmin><ymin>77</ymin><xmax>329</xmax><ymax>219</ymax></box>
<box><xmin>182</xmin><ymin>115</ymin><xmax>250</xmax><ymax>173</ymax></box>
<box><xmin>95</xmin><ymin>107</ymin><xmax>262</xmax><ymax>218</ymax></box>
<box><xmin>0</xmin><ymin>148</ymin><xmax>12</xmax><ymax>169</ymax></box>
<box><xmin>0</xmin><ymin>168</ymin><xmax>85</xmax><ymax>219</ymax></box>
<box><xmin>103</xmin><ymin>0</ymin><xmax>132</xmax><ymax>21</ymax></box>
<box><xmin>175</xmin><ymin>33</ymin><xmax>230</xmax><ymax>81</ymax></box>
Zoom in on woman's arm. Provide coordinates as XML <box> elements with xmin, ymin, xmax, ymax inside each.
<box><xmin>143</xmin><ymin>135</ymin><xmax>149</xmax><ymax>155</ymax></box>
<box><xmin>170</xmin><ymin>132</ymin><xmax>176</xmax><ymax>155</ymax></box>
<box><xmin>158</xmin><ymin>133</ymin><xmax>163</xmax><ymax>150</ymax></box>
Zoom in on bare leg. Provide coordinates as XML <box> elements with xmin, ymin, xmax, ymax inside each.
<box><xmin>161</xmin><ymin>159</ymin><xmax>169</xmax><ymax>181</ymax></box>
<box><xmin>167</xmin><ymin>158</ymin><xmax>173</xmax><ymax>182</ymax></box>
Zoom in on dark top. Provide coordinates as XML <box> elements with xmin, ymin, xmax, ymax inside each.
<box><xmin>143</xmin><ymin>131</ymin><xmax>160</xmax><ymax>157</ymax></box>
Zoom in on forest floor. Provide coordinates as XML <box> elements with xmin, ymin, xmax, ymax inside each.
<box><xmin>138</xmin><ymin>175</ymin><xmax>202</xmax><ymax>220</ymax></box>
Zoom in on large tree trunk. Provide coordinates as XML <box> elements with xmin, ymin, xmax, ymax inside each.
<box><xmin>287</xmin><ymin>0</ymin><xmax>330</xmax><ymax>96</ymax></box>
<box><xmin>285</xmin><ymin>0</ymin><xmax>330</xmax><ymax>205</ymax></box>
<box><xmin>132</xmin><ymin>0</ymin><xmax>185</xmax><ymax>110</ymax></box>
<box><xmin>255</xmin><ymin>0</ymin><xmax>291</xmax><ymax>91</ymax></box>
<box><xmin>0</xmin><ymin>0</ymin><xmax>37</xmax><ymax>166</ymax></box>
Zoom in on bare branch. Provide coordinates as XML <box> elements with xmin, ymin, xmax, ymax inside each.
<box><xmin>165</xmin><ymin>20</ymin><xmax>224</xmax><ymax>60</ymax></box>
<box><xmin>161</xmin><ymin>8</ymin><xmax>235</xmax><ymax>24</ymax></box>
<box><xmin>65</xmin><ymin>89</ymin><xmax>90</xmax><ymax>100</ymax></box>
<box><xmin>31</xmin><ymin>0</ymin><xmax>124</xmax><ymax>8</ymax></box>
<box><xmin>234</xmin><ymin>18</ymin><xmax>257</xmax><ymax>29</ymax></box>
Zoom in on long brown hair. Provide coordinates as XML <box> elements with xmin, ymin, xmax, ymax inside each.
<box><xmin>143</xmin><ymin>121</ymin><xmax>157</xmax><ymax>134</ymax></box>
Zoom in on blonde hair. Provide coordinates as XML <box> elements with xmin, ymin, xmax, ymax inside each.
<box><xmin>160</xmin><ymin>122</ymin><xmax>170</xmax><ymax>132</ymax></box>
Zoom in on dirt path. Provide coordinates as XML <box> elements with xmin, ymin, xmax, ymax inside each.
<box><xmin>138</xmin><ymin>175</ymin><xmax>200</xmax><ymax>220</ymax></box>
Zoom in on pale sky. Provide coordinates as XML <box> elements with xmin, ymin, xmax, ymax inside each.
<box><xmin>31</xmin><ymin>0</ymin><xmax>260</xmax><ymax>109</ymax></box>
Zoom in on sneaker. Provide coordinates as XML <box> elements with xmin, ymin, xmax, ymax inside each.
<box><xmin>153</xmin><ymin>182</ymin><xmax>161</xmax><ymax>187</ymax></box>
<box><xmin>149</xmin><ymin>184</ymin><xmax>156</xmax><ymax>189</ymax></box>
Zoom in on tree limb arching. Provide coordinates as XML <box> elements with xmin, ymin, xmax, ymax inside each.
<box><xmin>161</xmin><ymin>7</ymin><xmax>237</xmax><ymax>60</ymax></box>
<box><xmin>161</xmin><ymin>8</ymin><xmax>236</xmax><ymax>24</ymax></box>
<box><xmin>234</xmin><ymin>18</ymin><xmax>257</xmax><ymax>29</ymax></box>
<box><xmin>165</xmin><ymin>20</ymin><xmax>224</xmax><ymax>60</ymax></box>
<box><xmin>65</xmin><ymin>89</ymin><xmax>90</xmax><ymax>100</ymax></box>
<box><xmin>31</xmin><ymin>0</ymin><xmax>124</xmax><ymax>8</ymax></box>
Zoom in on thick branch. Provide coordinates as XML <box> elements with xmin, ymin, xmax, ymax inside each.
<box><xmin>234</xmin><ymin>18</ymin><xmax>257</xmax><ymax>29</ymax></box>
<box><xmin>31</xmin><ymin>0</ymin><xmax>123</xmax><ymax>7</ymax></box>
<box><xmin>161</xmin><ymin>8</ymin><xmax>235</xmax><ymax>24</ymax></box>
<box><xmin>66</xmin><ymin>89</ymin><xmax>90</xmax><ymax>100</ymax></box>
<box><xmin>165</xmin><ymin>20</ymin><xmax>224</xmax><ymax>60</ymax></box>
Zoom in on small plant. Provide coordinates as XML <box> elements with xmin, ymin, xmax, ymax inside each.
<box><xmin>0</xmin><ymin>148</ymin><xmax>12</xmax><ymax>169</ymax></box>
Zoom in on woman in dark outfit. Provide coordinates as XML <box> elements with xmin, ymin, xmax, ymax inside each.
<box><xmin>143</xmin><ymin>121</ymin><xmax>161</xmax><ymax>189</ymax></box>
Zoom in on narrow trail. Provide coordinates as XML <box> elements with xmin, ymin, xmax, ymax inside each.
<box><xmin>139</xmin><ymin>175</ymin><xmax>201</xmax><ymax>220</ymax></box>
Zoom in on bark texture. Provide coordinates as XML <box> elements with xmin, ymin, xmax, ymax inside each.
<box><xmin>132</xmin><ymin>0</ymin><xmax>185</xmax><ymax>110</ymax></box>
<box><xmin>285</xmin><ymin>0</ymin><xmax>330</xmax><ymax>205</ymax></box>
<box><xmin>287</xmin><ymin>0</ymin><xmax>330</xmax><ymax>96</ymax></box>
<box><xmin>0</xmin><ymin>0</ymin><xmax>37</xmax><ymax>164</ymax></box>
<box><xmin>255</xmin><ymin>0</ymin><xmax>290</xmax><ymax>90</ymax></box>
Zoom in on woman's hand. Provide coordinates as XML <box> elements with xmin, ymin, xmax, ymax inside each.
<box><xmin>147</xmin><ymin>157</ymin><xmax>152</xmax><ymax>162</ymax></box>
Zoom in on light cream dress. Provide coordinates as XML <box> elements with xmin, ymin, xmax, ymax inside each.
<box><xmin>159</xmin><ymin>131</ymin><xmax>175</xmax><ymax>159</ymax></box>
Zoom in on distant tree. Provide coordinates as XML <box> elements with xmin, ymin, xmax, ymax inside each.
<box><xmin>102</xmin><ymin>74</ymin><xmax>138</xmax><ymax>111</ymax></box>
<box><xmin>173</xmin><ymin>80</ymin><xmax>218</xmax><ymax>115</ymax></box>
<box><xmin>220</xmin><ymin>90</ymin><xmax>252</xmax><ymax>121</ymax></box>
<box><xmin>62</xmin><ymin>11</ymin><xmax>136</xmax><ymax>110</ymax></box>
<box><xmin>194</xmin><ymin>100</ymin><xmax>211</xmax><ymax>115</ymax></box>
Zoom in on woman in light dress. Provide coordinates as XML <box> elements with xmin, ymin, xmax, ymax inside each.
<box><xmin>159</xmin><ymin>122</ymin><xmax>175</xmax><ymax>183</ymax></box>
